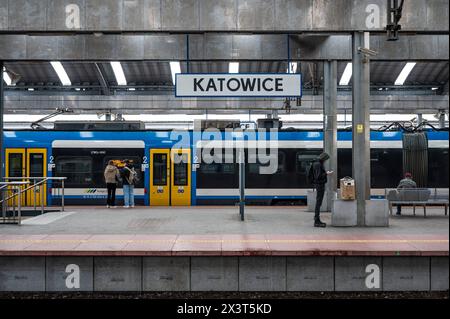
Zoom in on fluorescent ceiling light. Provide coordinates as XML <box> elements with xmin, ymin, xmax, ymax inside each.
<box><xmin>28</xmin><ymin>88</ymin><xmax>34</xmax><ymax>91</ymax></box>
<box><xmin>394</xmin><ymin>62</ymin><xmax>416</xmax><ymax>85</ymax></box>
<box><xmin>287</xmin><ymin>62</ymin><xmax>297</xmax><ymax>74</ymax></box>
<box><xmin>3</xmin><ymin>68</ymin><xmax>12</xmax><ymax>85</ymax></box>
<box><xmin>169</xmin><ymin>61</ymin><xmax>181</xmax><ymax>84</ymax></box>
<box><xmin>229</xmin><ymin>62</ymin><xmax>239</xmax><ymax>74</ymax></box>
<box><xmin>431</xmin><ymin>87</ymin><xmax>439</xmax><ymax>91</ymax></box>
<box><xmin>128</xmin><ymin>87</ymin><xmax>136</xmax><ymax>91</ymax></box>
<box><xmin>75</xmin><ymin>88</ymin><xmax>81</xmax><ymax>91</ymax></box>
<box><xmin>339</xmin><ymin>63</ymin><xmax>352</xmax><ymax>86</ymax></box>
<box><xmin>110</xmin><ymin>61</ymin><xmax>127</xmax><ymax>85</ymax></box>
<box><xmin>50</xmin><ymin>61</ymin><xmax>71</xmax><ymax>86</ymax></box>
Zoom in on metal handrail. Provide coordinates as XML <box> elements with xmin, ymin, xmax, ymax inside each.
<box><xmin>1</xmin><ymin>177</ymin><xmax>67</xmax><ymax>224</ymax></box>
<box><xmin>0</xmin><ymin>181</ymin><xmax>33</xmax><ymax>203</ymax></box>
<box><xmin>1</xmin><ymin>181</ymin><xmax>30</xmax><ymax>225</ymax></box>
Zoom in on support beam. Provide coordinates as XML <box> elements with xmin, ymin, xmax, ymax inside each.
<box><xmin>323</xmin><ymin>61</ymin><xmax>337</xmax><ymax>210</ymax></box>
<box><xmin>0</xmin><ymin>0</ymin><xmax>447</xmax><ymax>33</ymax></box>
<box><xmin>0</xmin><ymin>34</ymin><xmax>448</xmax><ymax>61</ymax></box>
<box><xmin>93</xmin><ymin>63</ymin><xmax>110</xmax><ymax>96</ymax></box>
<box><xmin>352</xmin><ymin>32</ymin><xmax>371</xmax><ymax>226</ymax></box>
<box><xmin>3</xmin><ymin>94</ymin><xmax>448</xmax><ymax>114</ymax></box>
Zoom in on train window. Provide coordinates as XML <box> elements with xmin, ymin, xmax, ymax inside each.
<box><xmin>55</xmin><ymin>157</ymin><xmax>92</xmax><ymax>185</ymax></box>
<box><xmin>29</xmin><ymin>153</ymin><xmax>44</xmax><ymax>178</ymax></box>
<box><xmin>173</xmin><ymin>153</ymin><xmax>188</xmax><ymax>186</ymax></box>
<box><xmin>104</xmin><ymin>156</ymin><xmax>142</xmax><ymax>184</ymax></box>
<box><xmin>296</xmin><ymin>152</ymin><xmax>320</xmax><ymax>174</ymax></box>
<box><xmin>199</xmin><ymin>163</ymin><xmax>219</xmax><ymax>174</ymax></box>
<box><xmin>248</xmin><ymin>151</ymin><xmax>285</xmax><ymax>174</ymax></box>
<box><xmin>153</xmin><ymin>153</ymin><xmax>167</xmax><ymax>186</ymax></box>
<box><xmin>199</xmin><ymin>149</ymin><xmax>236</xmax><ymax>175</ymax></box>
<box><xmin>8</xmin><ymin>153</ymin><xmax>23</xmax><ymax>177</ymax></box>
<box><xmin>103</xmin><ymin>156</ymin><xmax>141</xmax><ymax>170</ymax></box>
<box><xmin>222</xmin><ymin>164</ymin><xmax>236</xmax><ymax>174</ymax></box>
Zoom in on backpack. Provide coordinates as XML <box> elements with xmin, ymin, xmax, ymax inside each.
<box><xmin>307</xmin><ymin>161</ymin><xmax>316</xmax><ymax>185</ymax></box>
<box><xmin>124</xmin><ymin>166</ymin><xmax>138</xmax><ymax>184</ymax></box>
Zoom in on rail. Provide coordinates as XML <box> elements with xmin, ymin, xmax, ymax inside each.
<box><xmin>0</xmin><ymin>177</ymin><xmax>67</xmax><ymax>225</ymax></box>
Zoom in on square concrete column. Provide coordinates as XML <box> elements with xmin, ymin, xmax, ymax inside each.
<box><xmin>323</xmin><ymin>60</ymin><xmax>338</xmax><ymax>211</ymax></box>
<box><xmin>352</xmin><ymin>32</ymin><xmax>371</xmax><ymax>226</ymax></box>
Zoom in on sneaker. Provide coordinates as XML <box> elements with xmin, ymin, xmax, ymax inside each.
<box><xmin>131</xmin><ymin>205</ymin><xmax>135</xmax><ymax>208</ymax></box>
<box><xmin>111</xmin><ymin>206</ymin><xmax>117</xmax><ymax>208</ymax></box>
<box><xmin>314</xmin><ymin>220</ymin><xmax>327</xmax><ymax>228</ymax></box>
<box><xmin>106</xmin><ymin>205</ymin><xmax>110</xmax><ymax>208</ymax></box>
<box><xmin>124</xmin><ymin>206</ymin><xmax>130</xmax><ymax>208</ymax></box>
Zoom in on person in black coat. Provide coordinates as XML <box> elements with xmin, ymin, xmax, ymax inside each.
<box><xmin>311</xmin><ymin>152</ymin><xmax>333</xmax><ymax>227</ymax></box>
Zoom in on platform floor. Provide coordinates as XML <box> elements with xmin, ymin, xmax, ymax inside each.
<box><xmin>0</xmin><ymin>206</ymin><xmax>448</xmax><ymax>256</ymax></box>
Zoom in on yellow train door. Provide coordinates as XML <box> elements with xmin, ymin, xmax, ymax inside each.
<box><xmin>5</xmin><ymin>148</ymin><xmax>26</xmax><ymax>206</ymax></box>
<box><xmin>170</xmin><ymin>149</ymin><xmax>191</xmax><ymax>206</ymax></box>
<box><xmin>26</xmin><ymin>148</ymin><xmax>47</xmax><ymax>206</ymax></box>
<box><xmin>149</xmin><ymin>149</ymin><xmax>170</xmax><ymax>206</ymax></box>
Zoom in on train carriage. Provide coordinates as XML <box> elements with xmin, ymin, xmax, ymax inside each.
<box><xmin>2</xmin><ymin>128</ymin><xmax>448</xmax><ymax>206</ymax></box>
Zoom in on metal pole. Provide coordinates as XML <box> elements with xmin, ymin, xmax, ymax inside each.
<box><xmin>417</xmin><ymin>113</ymin><xmax>423</xmax><ymax>125</ymax></box>
<box><xmin>41</xmin><ymin>183</ymin><xmax>44</xmax><ymax>214</ymax></box>
<box><xmin>438</xmin><ymin>111</ymin><xmax>446</xmax><ymax>129</ymax></box>
<box><xmin>17</xmin><ymin>186</ymin><xmax>21</xmax><ymax>225</ymax></box>
<box><xmin>323</xmin><ymin>60</ymin><xmax>338</xmax><ymax>211</ymax></box>
<box><xmin>34</xmin><ymin>180</ymin><xmax>37</xmax><ymax>211</ymax></box>
<box><xmin>62</xmin><ymin>179</ymin><xmax>65</xmax><ymax>212</ymax></box>
<box><xmin>352</xmin><ymin>32</ymin><xmax>371</xmax><ymax>226</ymax></box>
<box><xmin>239</xmin><ymin>147</ymin><xmax>245</xmax><ymax>221</ymax></box>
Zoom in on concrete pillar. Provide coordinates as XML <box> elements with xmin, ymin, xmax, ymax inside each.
<box><xmin>323</xmin><ymin>61</ymin><xmax>338</xmax><ymax>209</ymax></box>
<box><xmin>352</xmin><ymin>32</ymin><xmax>371</xmax><ymax>226</ymax></box>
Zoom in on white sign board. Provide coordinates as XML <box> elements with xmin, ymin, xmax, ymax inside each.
<box><xmin>175</xmin><ymin>73</ymin><xmax>302</xmax><ymax>97</ymax></box>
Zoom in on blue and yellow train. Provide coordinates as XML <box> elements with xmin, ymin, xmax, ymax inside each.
<box><xmin>2</xmin><ymin>126</ymin><xmax>448</xmax><ymax>206</ymax></box>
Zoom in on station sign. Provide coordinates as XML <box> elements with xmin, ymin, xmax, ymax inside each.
<box><xmin>175</xmin><ymin>73</ymin><xmax>302</xmax><ymax>98</ymax></box>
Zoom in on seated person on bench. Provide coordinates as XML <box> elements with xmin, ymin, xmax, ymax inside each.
<box><xmin>396</xmin><ymin>172</ymin><xmax>417</xmax><ymax>215</ymax></box>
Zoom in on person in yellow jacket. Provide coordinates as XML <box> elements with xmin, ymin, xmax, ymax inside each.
<box><xmin>104</xmin><ymin>160</ymin><xmax>121</xmax><ymax>208</ymax></box>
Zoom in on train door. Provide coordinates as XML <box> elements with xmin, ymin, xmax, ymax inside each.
<box><xmin>150</xmin><ymin>149</ymin><xmax>170</xmax><ymax>206</ymax></box>
<box><xmin>5</xmin><ymin>148</ymin><xmax>47</xmax><ymax>206</ymax></box>
<box><xmin>26</xmin><ymin>148</ymin><xmax>47</xmax><ymax>206</ymax></box>
<box><xmin>149</xmin><ymin>148</ymin><xmax>191</xmax><ymax>206</ymax></box>
<box><xmin>5</xmin><ymin>149</ymin><xmax>26</xmax><ymax>206</ymax></box>
<box><xmin>171</xmin><ymin>149</ymin><xmax>191</xmax><ymax>206</ymax></box>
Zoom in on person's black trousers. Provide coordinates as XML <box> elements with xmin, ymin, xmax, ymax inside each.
<box><xmin>314</xmin><ymin>184</ymin><xmax>325</xmax><ymax>222</ymax></box>
<box><xmin>106</xmin><ymin>183</ymin><xmax>117</xmax><ymax>206</ymax></box>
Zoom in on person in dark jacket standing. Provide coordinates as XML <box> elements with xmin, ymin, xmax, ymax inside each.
<box><xmin>311</xmin><ymin>152</ymin><xmax>333</xmax><ymax>227</ymax></box>
<box><xmin>121</xmin><ymin>159</ymin><xmax>137</xmax><ymax>208</ymax></box>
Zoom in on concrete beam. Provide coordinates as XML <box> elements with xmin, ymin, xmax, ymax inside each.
<box><xmin>4</xmin><ymin>94</ymin><xmax>448</xmax><ymax>114</ymax></box>
<box><xmin>0</xmin><ymin>34</ymin><xmax>448</xmax><ymax>61</ymax></box>
<box><xmin>0</xmin><ymin>0</ymin><xmax>447</xmax><ymax>33</ymax></box>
